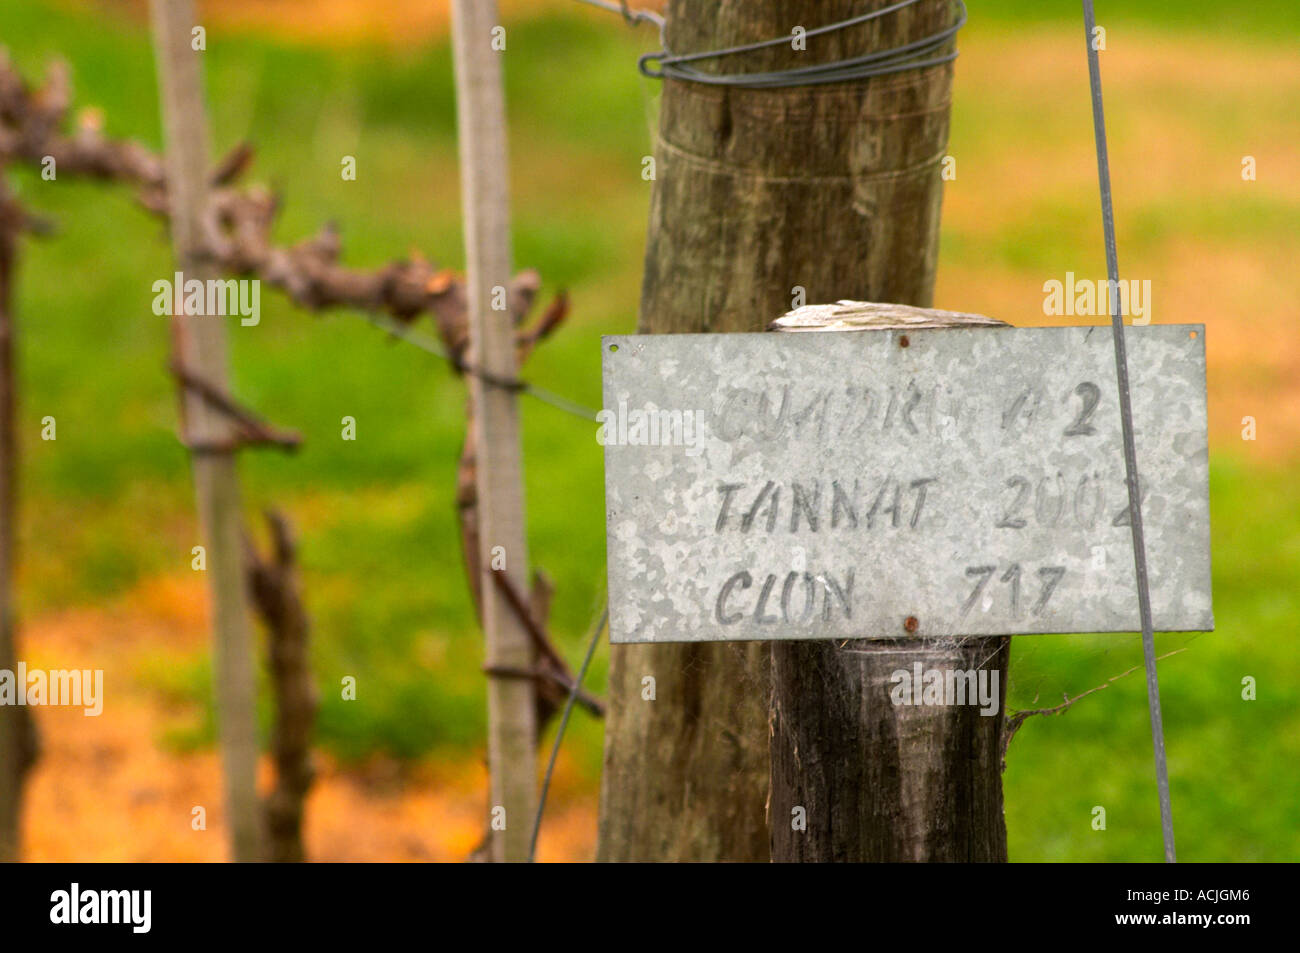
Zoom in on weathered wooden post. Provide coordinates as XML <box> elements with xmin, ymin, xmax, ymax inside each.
<box><xmin>450</xmin><ymin>0</ymin><xmax>538</xmax><ymax>863</ymax></box>
<box><xmin>598</xmin><ymin>0</ymin><xmax>961</xmax><ymax>863</ymax></box>
<box><xmin>149</xmin><ymin>0</ymin><xmax>262</xmax><ymax>861</ymax></box>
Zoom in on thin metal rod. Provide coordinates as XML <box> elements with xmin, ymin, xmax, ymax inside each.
<box><xmin>529</xmin><ymin>608</ymin><xmax>607</xmax><ymax>863</ymax></box>
<box><xmin>1082</xmin><ymin>0</ymin><xmax>1175</xmax><ymax>863</ymax></box>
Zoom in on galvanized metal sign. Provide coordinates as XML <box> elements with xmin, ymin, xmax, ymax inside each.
<box><xmin>601</xmin><ymin>326</ymin><xmax>1212</xmax><ymax>643</ymax></box>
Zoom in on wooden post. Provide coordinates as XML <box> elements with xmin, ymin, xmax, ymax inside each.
<box><xmin>0</xmin><ymin>185</ymin><xmax>37</xmax><ymax>862</ymax></box>
<box><xmin>450</xmin><ymin>0</ymin><xmax>538</xmax><ymax>863</ymax></box>
<box><xmin>598</xmin><ymin>0</ymin><xmax>983</xmax><ymax>862</ymax></box>
<box><xmin>149</xmin><ymin>0</ymin><xmax>262</xmax><ymax>862</ymax></box>
<box><xmin>772</xmin><ymin>636</ymin><xmax>1010</xmax><ymax>861</ymax></box>
<box><xmin>769</xmin><ymin>305</ymin><xmax>1010</xmax><ymax>862</ymax></box>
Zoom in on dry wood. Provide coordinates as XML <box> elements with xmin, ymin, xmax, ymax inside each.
<box><xmin>486</xmin><ymin>568</ymin><xmax>606</xmax><ymax>723</ymax></box>
<box><xmin>770</xmin><ymin>300</ymin><xmax>1004</xmax><ymax>332</ymax></box>
<box><xmin>149</xmin><ymin>0</ymin><xmax>261</xmax><ymax>861</ymax></box>
<box><xmin>999</xmin><ymin>647</ymin><xmax>1187</xmax><ymax>772</ymax></box>
<box><xmin>246</xmin><ymin>511</ymin><xmax>318</xmax><ymax>864</ymax></box>
<box><xmin>0</xmin><ymin>56</ymin><xmax>554</xmax><ymax>334</ymax></box>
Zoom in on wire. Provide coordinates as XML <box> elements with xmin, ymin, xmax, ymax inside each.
<box><xmin>570</xmin><ymin>0</ymin><xmax>965</xmax><ymax>89</ymax></box>
<box><xmin>356</xmin><ymin>310</ymin><xmax>601</xmax><ymax>422</ymax></box>
<box><xmin>528</xmin><ymin>606</ymin><xmax>608</xmax><ymax>863</ymax></box>
<box><xmin>1081</xmin><ymin>0</ymin><xmax>1176</xmax><ymax>863</ymax></box>
<box><xmin>639</xmin><ymin>0</ymin><xmax>966</xmax><ymax>89</ymax></box>
<box><xmin>571</xmin><ymin>0</ymin><xmax>663</xmax><ymax>30</ymax></box>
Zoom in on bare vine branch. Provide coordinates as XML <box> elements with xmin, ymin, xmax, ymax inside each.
<box><xmin>1000</xmin><ymin>647</ymin><xmax>1187</xmax><ymax>771</ymax></box>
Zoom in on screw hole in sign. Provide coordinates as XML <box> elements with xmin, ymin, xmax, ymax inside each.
<box><xmin>610</xmin><ymin>344</ymin><xmax>619</xmax><ymax>352</ymax></box>
<box><xmin>899</xmin><ymin>335</ymin><xmax>910</xmax><ymax>348</ymax></box>
<box><xmin>1189</xmin><ymin>330</ymin><xmax>1198</xmax><ymax>339</ymax></box>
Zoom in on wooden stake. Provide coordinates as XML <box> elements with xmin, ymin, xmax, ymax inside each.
<box><xmin>149</xmin><ymin>0</ymin><xmax>261</xmax><ymax>862</ymax></box>
<box><xmin>450</xmin><ymin>0</ymin><xmax>537</xmax><ymax>863</ymax></box>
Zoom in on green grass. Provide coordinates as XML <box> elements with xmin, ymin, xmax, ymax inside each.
<box><xmin>1</xmin><ymin>1</ymin><xmax>1296</xmax><ymax>859</ymax></box>
<box><xmin>979</xmin><ymin>0</ymin><xmax>1300</xmax><ymax>36</ymax></box>
<box><xmin>1004</xmin><ymin>459</ymin><xmax>1300</xmax><ymax>861</ymax></box>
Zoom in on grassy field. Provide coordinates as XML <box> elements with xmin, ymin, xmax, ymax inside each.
<box><xmin>1</xmin><ymin>0</ymin><xmax>1297</xmax><ymax>861</ymax></box>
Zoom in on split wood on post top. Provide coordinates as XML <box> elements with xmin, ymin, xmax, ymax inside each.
<box><xmin>769</xmin><ymin>300</ymin><xmax>1007</xmax><ymax>333</ymax></box>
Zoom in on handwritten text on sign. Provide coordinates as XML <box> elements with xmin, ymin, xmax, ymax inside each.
<box><xmin>601</xmin><ymin>326</ymin><xmax>1212</xmax><ymax>643</ymax></box>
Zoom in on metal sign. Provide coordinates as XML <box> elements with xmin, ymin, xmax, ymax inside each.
<box><xmin>601</xmin><ymin>325</ymin><xmax>1212</xmax><ymax>643</ymax></box>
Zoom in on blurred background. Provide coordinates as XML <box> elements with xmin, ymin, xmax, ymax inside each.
<box><xmin>0</xmin><ymin>0</ymin><xmax>1296</xmax><ymax>861</ymax></box>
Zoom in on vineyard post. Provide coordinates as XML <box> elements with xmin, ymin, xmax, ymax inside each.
<box><xmin>148</xmin><ymin>0</ymin><xmax>262</xmax><ymax>862</ymax></box>
<box><xmin>450</xmin><ymin>0</ymin><xmax>538</xmax><ymax>863</ymax></box>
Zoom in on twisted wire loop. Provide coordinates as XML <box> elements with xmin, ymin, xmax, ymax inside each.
<box><xmin>637</xmin><ymin>0</ymin><xmax>967</xmax><ymax>89</ymax></box>
<box><xmin>572</xmin><ymin>0</ymin><xmax>664</xmax><ymax>30</ymax></box>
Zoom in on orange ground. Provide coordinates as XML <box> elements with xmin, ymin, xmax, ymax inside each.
<box><xmin>20</xmin><ymin>574</ymin><xmax>595</xmax><ymax>862</ymax></box>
